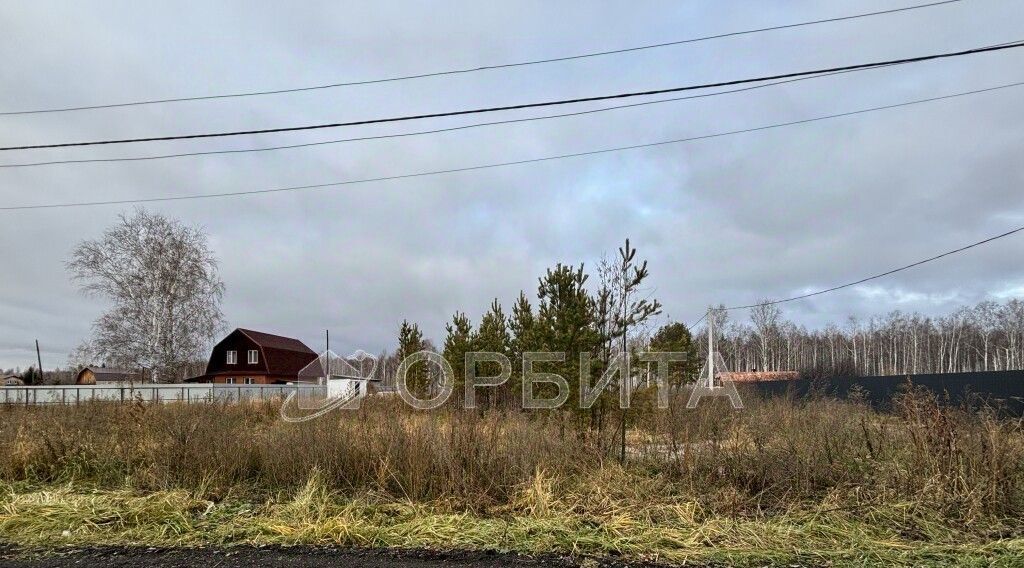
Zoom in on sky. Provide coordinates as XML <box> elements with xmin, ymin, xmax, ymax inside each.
<box><xmin>1</xmin><ymin>0</ymin><xmax>1023</xmax><ymax>370</ymax></box>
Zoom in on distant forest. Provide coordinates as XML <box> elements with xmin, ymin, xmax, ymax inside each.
<box><xmin>708</xmin><ymin>299</ymin><xmax>1024</xmax><ymax>378</ymax></box>
<box><xmin>369</xmin><ymin>297</ymin><xmax>1024</xmax><ymax>389</ymax></box>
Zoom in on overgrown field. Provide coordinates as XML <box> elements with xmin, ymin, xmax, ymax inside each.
<box><xmin>1</xmin><ymin>390</ymin><xmax>1023</xmax><ymax>566</ymax></box>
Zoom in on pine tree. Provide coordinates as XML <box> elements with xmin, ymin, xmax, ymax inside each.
<box><xmin>443</xmin><ymin>311</ymin><xmax>474</xmax><ymax>402</ymax></box>
<box><xmin>649</xmin><ymin>321</ymin><xmax>701</xmax><ymax>386</ymax></box>
<box><xmin>509</xmin><ymin>291</ymin><xmax>537</xmax><ymax>404</ymax></box>
<box><xmin>535</xmin><ymin>263</ymin><xmax>601</xmax><ymax>413</ymax></box>
<box><xmin>474</xmin><ymin>299</ymin><xmax>513</xmax><ymax>410</ymax></box>
<box><xmin>398</xmin><ymin>320</ymin><xmax>429</xmax><ymax>397</ymax></box>
<box><xmin>610</xmin><ymin>239</ymin><xmax>662</xmax><ymax>462</ymax></box>
<box><xmin>22</xmin><ymin>365</ymin><xmax>42</xmax><ymax>386</ymax></box>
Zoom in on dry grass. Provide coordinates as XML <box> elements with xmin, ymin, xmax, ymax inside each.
<box><xmin>1</xmin><ymin>390</ymin><xmax>1023</xmax><ymax>565</ymax></box>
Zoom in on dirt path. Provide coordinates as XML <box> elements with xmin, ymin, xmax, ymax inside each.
<box><xmin>0</xmin><ymin>546</ymin><xmax>671</xmax><ymax>567</ymax></box>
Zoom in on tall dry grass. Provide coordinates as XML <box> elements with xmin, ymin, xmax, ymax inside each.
<box><xmin>2</xmin><ymin>397</ymin><xmax>608</xmax><ymax>506</ymax></box>
<box><xmin>1</xmin><ymin>389</ymin><xmax>1022</xmax><ymax>527</ymax></box>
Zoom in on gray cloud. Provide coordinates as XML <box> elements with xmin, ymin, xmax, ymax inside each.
<box><xmin>1</xmin><ymin>0</ymin><xmax>1023</xmax><ymax>369</ymax></box>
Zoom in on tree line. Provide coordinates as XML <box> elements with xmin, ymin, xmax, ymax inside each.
<box><xmin>708</xmin><ymin>299</ymin><xmax>1024</xmax><ymax>378</ymax></box>
<box><xmin>32</xmin><ymin>208</ymin><xmax>1024</xmax><ymax>387</ymax></box>
<box><xmin>378</xmin><ymin>274</ymin><xmax>1024</xmax><ymax>397</ymax></box>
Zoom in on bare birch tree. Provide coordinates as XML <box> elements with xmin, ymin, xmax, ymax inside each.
<box><xmin>700</xmin><ymin>298</ymin><xmax>1024</xmax><ymax>378</ymax></box>
<box><xmin>749</xmin><ymin>300</ymin><xmax>781</xmax><ymax>371</ymax></box>
<box><xmin>67</xmin><ymin>209</ymin><xmax>225</xmax><ymax>382</ymax></box>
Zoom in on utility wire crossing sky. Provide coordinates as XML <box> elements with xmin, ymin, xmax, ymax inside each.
<box><xmin>0</xmin><ymin>0</ymin><xmax>1020</xmax><ymax>369</ymax></box>
<box><xmin>0</xmin><ymin>0</ymin><xmax>964</xmax><ymax>116</ymax></box>
<box><xmin>2</xmin><ymin>39</ymin><xmax>1021</xmax><ymax>151</ymax></box>
<box><xmin>0</xmin><ymin>65</ymin><xmax>913</xmax><ymax>169</ymax></box>
<box><xmin>3</xmin><ymin>80</ymin><xmax>1021</xmax><ymax>211</ymax></box>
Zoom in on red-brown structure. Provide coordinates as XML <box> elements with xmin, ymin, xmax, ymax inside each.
<box><xmin>720</xmin><ymin>371</ymin><xmax>800</xmax><ymax>383</ymax></box>
<box><xmin>75</xmin><ymin>366</ymin><xmax>143</xmax><ymax>385</ymax></box>
<box><xmin>188</xmin><ymin>328</ymin><xmax>320</xmax><ymax>384</ymax></box>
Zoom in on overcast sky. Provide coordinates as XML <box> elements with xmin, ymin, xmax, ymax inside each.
<box><xmin>1</xmin><ymin>0</ymin><xmax>1023</xmax><ymax>370</ymax></box>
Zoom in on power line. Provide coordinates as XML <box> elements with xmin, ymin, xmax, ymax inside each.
<box><xmin>727</xmin><ymin>224</ymin><xmax>1024</xmax><ymax>310</ymax></box>
<box><xmin>0</xmin><ymin>66</ymin><xmax>887</xmax><ymax>169</ymax></box>
<box><xmin>3</xmin><ymin>79</ymin><xmax>1020</xmax><ymax>211</ymax></box>
<box><xmin>0</xmin><ymin>0</ymin><xmax>964</xmax><ymax>117</ymax></box>
<box><xmin>4</xmin><ymin>40</ymin><xmax>1022</xmax><ymax>152</ymax></box>
<box><xmin>11</xmin><ymin>40</ymin><xmax>1019</xmax><ymax>170</ymax></box>
<box><xmin>688</xmin><ymin>313</ymin><xmax>709</xmax><ymax>330</ymax></box>
<box><xmin>688</xmin><ymin>223</ymin><xmax>1024</xmax><ymax>330</ymax></box>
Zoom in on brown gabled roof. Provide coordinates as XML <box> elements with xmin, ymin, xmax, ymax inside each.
<box><xmin>235</xmin><ymin>328</ymin><xmax>318</xmax><ymax>377</ymax></box>
<box><xmin>237</xmin><ymin>329</ymin><xmax>315</xmax><ymax>353</ymax></box>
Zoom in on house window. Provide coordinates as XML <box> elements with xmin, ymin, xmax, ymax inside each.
<box><xmin>226</xmin><ymin>377</ymin><xmax>236</xmax><ymax>384</ymax></box>
<box><xmin>244</xmin><ymin>377</ymin><xmax>255</xmax><ymax>385</ymax></box>
<box><xmin>248</xmin><ymin>350</ymin><xmax>259</xmax><ymax>364</ymax></box>
<box><xmin>226</xmin><ymin>350</ymin><xmax>237</xmax><ymax>364</ymax></box>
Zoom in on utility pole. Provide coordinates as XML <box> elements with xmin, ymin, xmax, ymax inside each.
<box><xmin>706</xmin><ymin>309</ymin><xmax>715</xmax><ymax>388</ymax></box>
<box><xmin>34</xmin><ymin>339</ymin><xmax>44</xmax><ymax>385</ymax></box>
<box><xmin>688</xmin><ymin>307</ymin><xmax>743</xmax><ymax>410</ymax></box>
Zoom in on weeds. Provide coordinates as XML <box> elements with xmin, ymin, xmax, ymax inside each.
<box><xmin>1</xmin><ymin>390</ymin><xmax>1022</xmax><ymax>565</ymax></box>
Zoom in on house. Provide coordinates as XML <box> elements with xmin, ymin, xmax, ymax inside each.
<box><xmin>188</xmin><ymin>328</ymin><xmax>320</xmax><ymax>384</ymax></box>
<box><xmin>76</xmin><ymin>366</ymin><xmax>143</xmax><ymax>385</ymax></box>
<box><xmin>2</xmin><ymin>375</ymin><xmax>24</xmax><ymax>387</ymax></box>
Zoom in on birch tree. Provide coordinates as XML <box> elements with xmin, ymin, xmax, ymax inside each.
<box><xmin>707</xmin><ymin>298</ymin><xmax>1024</xmax><ymax>377</ymax></box>
<box><xmin>67</xmin><ymin>209</ymin><xmax>225</xmax><ymax>382</ymax></box>
<box><xmin>750</xmin><ymin>300</ymin><xmax>781</xmax><ymax>371</ymax></box>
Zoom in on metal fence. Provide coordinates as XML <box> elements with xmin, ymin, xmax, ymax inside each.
<box><xmin>0</xmin><ymin>383</ymin><xmax>325</xmax><ymax>406</ymax></box>
<box><xmin>744</xmin><ymin>370</ymin><xmax>1024</xmax><ymax>416</ymax></box>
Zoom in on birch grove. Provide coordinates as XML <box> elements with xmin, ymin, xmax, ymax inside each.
<box><xmin>703</xmin><ymin>299</ymin><xmax>1024</xmax><ymax>377</ymax></box>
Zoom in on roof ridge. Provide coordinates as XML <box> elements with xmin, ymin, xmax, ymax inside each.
<box><xmin>235</xmin><ymin>328</ymin><xmax>314</xmax><ymax>353</ymax></box>
<box><xmin>236</xmin><ymin>327</ymin><xmax>299</xmax><ymax>339</ymax></box>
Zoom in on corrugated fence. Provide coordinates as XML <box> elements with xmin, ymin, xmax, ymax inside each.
<box><xmin>5</xmin><ymin>372</ymin><xmax>1023</xmax><ymax>414</ymax></box>
<box><xmin>1</xmin><ymin>383</ymin><xmax>323</xmax><ymax>405</ymax></box>
<box><xmin>744</xmin><ymin>370</ymin><xmax>1024</xmax><ymax>415</ymax></box>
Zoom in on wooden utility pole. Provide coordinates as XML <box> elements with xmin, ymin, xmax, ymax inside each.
<box><xmin>35</xmin><ymin>339</ymin><xmax>43</xmax><ymax>385</ymax></box>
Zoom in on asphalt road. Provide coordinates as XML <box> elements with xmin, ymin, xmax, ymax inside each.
<box><xmin>0</xmin><ymin>546</ymin><xmax>669</xmax><ymax>568</ymax></box>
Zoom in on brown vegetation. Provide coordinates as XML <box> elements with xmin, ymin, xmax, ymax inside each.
<box><xmin>3</xmin><ymin>390</ymin><xmax>1022</xmax><ymax>516</ymax></box>
<box><xmin>1</xmin><ymin>390</ymin><xmax>1022</xmax><ymax>564</ymax></box>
